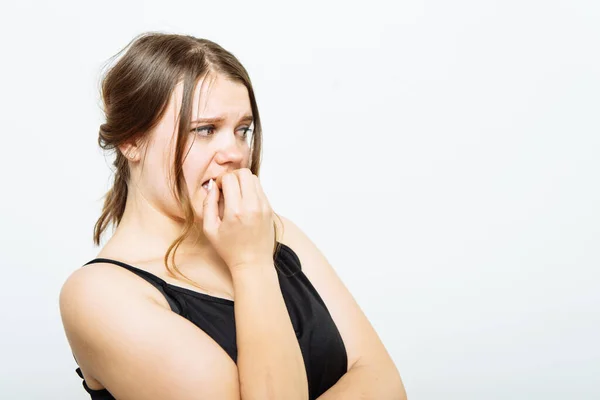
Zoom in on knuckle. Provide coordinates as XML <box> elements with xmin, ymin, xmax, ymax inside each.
<box><xmin>202</xmin><ymin>224</ymin><xmax>215</xmax><ymax>236</ymax></box>
<box><xmin>248</xmin><ymin>207</ymin><xmax>261</xmax><ymax>217</ymax></box>
<box><xmin>238</xmin><ymin>168</ymin><xmax>252</xmax><ymax>180</ymax></box>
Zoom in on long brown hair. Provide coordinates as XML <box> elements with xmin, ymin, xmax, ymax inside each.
<box><xmin>93</xmin><ymin>32</ymin><xmax>281</xmax><ymax>288</ymax></box>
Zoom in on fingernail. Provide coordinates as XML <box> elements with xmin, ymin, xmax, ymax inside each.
<box><xmin>208</xmin><ymin>178</ymin><xmax>214</xmax><ymax>192</ymax></box>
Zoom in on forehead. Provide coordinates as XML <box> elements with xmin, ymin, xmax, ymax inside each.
<box><xmin>170</xmin><ymin>73</ymin><xmax>251</xmax><ymax>119</ymax></box>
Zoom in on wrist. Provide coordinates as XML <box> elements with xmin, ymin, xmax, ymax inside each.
<box><xmin>230</xmin><ymin>260</ymin><xmax>277</xmax><ymax>285</ymax></box>
<box><xmin>228</xmin><ymin>255</ymin><xmax>274</xmax><ymax>272</ymax></box>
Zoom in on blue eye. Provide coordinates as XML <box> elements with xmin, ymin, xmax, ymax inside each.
<box><xmin>238</xmin><ymin>127</ymin><xmax>253</xmax><ymax>139</ymax></box>
<box><xmin>191</xmin><ymin>125</ymin><xmax>252</xmax><ymax>139</ymax></box>
<box><xmin>192</xmin><ymin>126</ymin><xmax>215</xmax><ymax>136</ymax></box>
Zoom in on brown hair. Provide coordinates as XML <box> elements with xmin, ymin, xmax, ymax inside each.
<box><xmin>93</xmin><ymin>32</ymin><xmax>281</xmax><ymax>288</ymax></box>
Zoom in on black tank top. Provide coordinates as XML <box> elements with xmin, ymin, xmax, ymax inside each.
<box><xmin>74</xmin><ymin>242</ymin><xmax>348</xmax><ymax>400</ymax></box>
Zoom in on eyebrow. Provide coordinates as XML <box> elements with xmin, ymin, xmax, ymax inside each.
<box><xmin>190</xmin><ymin>115</ymin><xmax>253</xmax><ymax>124</ymax></box>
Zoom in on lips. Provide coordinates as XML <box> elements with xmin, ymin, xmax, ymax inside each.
<box><xmin>201</xmin><ymin>177</ymin><xmax>224</xmax><ymax>193</ymax></box>
<box><xmin>201</xmin><ymin>172</ymin><xmax>231</xmax><ymax>192</ymax></box>
<box><xmin>201</xmin><ymin>179</ymin><xmax>213</xmax><ymax>191</ymax></box>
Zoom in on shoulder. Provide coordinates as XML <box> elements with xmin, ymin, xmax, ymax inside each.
<box><xmin>59</xmin><ymin>262</ymin><xmax>240</xmax><ymax>399</ymax></box>
<box><xmin>274</xmin><ymin>213</ymin><xmax>332</xmax><ymax>279</ymax></box>
<box><xmin>59</xmin><ymin>259</ymin><xmax>182</xmax><ymax>362</ymax></box>
<box><xmin>273</xmin><ymin>213</ymin><xmax>395</xmax><ymax>375</ymax></box>
<box><xmin>60</xmin><ymin>263</ymin><xmax>136</xmax><ymax>318</ymax></box>
<box><xmin>273</xmin><ymin>214</ymin><xmax>350</xmax><ymax>313</ymax></box>
<box><xmin>60</xmin><ymin>261</ymin><xmax>168</xmax><ymax>319</ymax></box>
<box><xmin>58</xmin><ymin>264</ymin><xmax>149</xmax><ymax>387</ymax></box>
<box><xmin>274</xmin><ymin>214</ymin><xmax>317</xmax><ymax>257</ymax></box>
<box><xmin>274</xmin><ymin>213</ymin><xmax>301</xmax><ymax>241</ymax></box>
<box><xmin>58</xmin><ymin>262</ymin><xmax>169</xmax><ymax>373</ymax></box>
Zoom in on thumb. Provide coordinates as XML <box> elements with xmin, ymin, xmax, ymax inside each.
<box><xmin>202</xmin><ymin>179</ymin><xmax>220</xmax><ymax>236</ymax></box>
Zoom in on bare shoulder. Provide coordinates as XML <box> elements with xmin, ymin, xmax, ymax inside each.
<box><xmin>274</xmin><ymin>213</ymin><xmax>333</xmax><ymax>278</ymax></box>
<box><xmin>59</xmin><ymin>262</ymin><xmax>240</xmax><ymax>400</ymax></box>
<box><xmin>59</xmin><ymin>264</ymin><xmax>159</xmax><ymax>389</ymax></box>
<box><xmin>274</xmin><ymin>213</ymin><xmax>405</xmax><ymax>396</ymax></box>
<box><xmin>59</xmin><ymin>262</ymin><xmax>171</xmax><ymax>361</ymax></box>
<box><xmin>60</xmin><ymin>261</ymin><xmax>170</xmax><ymax>315</ymax></box>
<box><xmin>273</xmin><ymin>213</ymin><xmax>348</xmax><ymax>309</ymax></box>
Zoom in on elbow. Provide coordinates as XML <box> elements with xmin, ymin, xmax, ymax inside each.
<box><xmin>383</xmin><ymin>361</ymin><xmax>407</xmax><ymax>400</ymax></box>
<box><xmin>394</xmin><ymin>377</ymin><xmax>408</xmax><ymax>400</ymax></box>
<box><xmin>383</xmin><ymin>371</ymin><xmax>407</xmax><ymax>400</ymax></box>
<box><xmin>352</xmin><ymin>355</ymin><xmax>407</xmax><ymax>399</ymax></box>
<box><xmin>364</xmin><ymin>360</ymin><xmax>407</xmax><ymax>400</ymax></box>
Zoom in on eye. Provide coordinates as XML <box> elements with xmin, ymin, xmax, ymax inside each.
<box><xmin>238</xmin><ymin>127</ymin><xmax>253</xmax><ymax>139</ymax></box>
<box><xmin>191</xmin><ymin>126</ymin><xmax>215</xmax><ymax>137</ymax></box>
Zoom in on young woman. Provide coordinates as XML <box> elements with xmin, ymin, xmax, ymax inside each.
<box><xmin>59</xmin><ymin>32</ymin><xmax>406</xmax><ymax>400</ymax></box>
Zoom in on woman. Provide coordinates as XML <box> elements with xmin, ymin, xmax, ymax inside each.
<box><xmin>59</xmin><ymin>32</ymin><xmax>406</xmax><ymax>400</ymax></box>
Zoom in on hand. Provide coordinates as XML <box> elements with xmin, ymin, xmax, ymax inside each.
<box><xmin>202</xmin><ymin>168</ymin><xmax>275</xmax><ymax>272</ymax></box>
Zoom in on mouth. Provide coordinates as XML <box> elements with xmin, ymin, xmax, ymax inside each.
<box><xmin>201</xmin><ymin>179</ymin><xmax>212</xmax><ymax>192</ymax></box>
<box><xmin>201</xmin><ymin>178</ymin><xmax>222</xmax><ymax>193</ymax></box>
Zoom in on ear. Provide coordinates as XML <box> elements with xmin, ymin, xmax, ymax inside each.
<box><xmin>118</xmin><ymin>140</ymin><xmax>140</xmax><ymax>162</ymax></box>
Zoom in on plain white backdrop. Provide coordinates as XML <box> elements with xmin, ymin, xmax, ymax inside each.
<box><xmin>1</xmin><ymin>0</ymin><xmax>598</xmax><ymax>398</ymax></box>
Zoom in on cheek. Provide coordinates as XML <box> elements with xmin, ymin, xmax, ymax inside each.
<box><xmin>183</xmin><ymin>166</ymin><xmax>206</xmax><ymax>199</ymax></box>
<box><xmin>182</xmin><ymin>151</ymin><xmax>210</xmax><ymax>189</ymax></box>
<box><xmin>243</xmin><ymin>148</ymin><xmax>252</xmax><ymax>168</ymax></box>
<box><xmin>142</xmin><ymin>152</ymin><xmax>172</xmax><ymax>195</ymax></box>
<box><xmin>181</xmin><ymin>155</ymin><xmax>211</xmax><ymax>212</ymax></box>
<box><xmin>137</xmin><ymin>162</ymin><xmax>186</xmax><ymax>219</ymax></box>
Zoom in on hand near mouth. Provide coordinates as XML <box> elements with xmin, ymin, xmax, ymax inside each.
<box><xmin>201</xmin><ymin>168</ymin><xmax>275</xmax><ymax>272</ymax></box>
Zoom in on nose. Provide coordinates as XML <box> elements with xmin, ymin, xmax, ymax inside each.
<box><xmin>213</xmin><ymin>132</ymin><xmax>245</xmax><ymax>166</ymax></box>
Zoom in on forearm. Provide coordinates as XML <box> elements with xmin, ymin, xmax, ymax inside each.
<box><xmin>232</xmin><ymin>263</ymin><xmax>308</xmax><ymax>400</ymax></box>
<box><xmin>316</xmin><ymin>360</ymin><xmax>406</xmax><ymax>400</ymax></box>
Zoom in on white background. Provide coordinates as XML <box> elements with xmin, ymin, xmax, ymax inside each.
<box><xmin>1</xmin><ymin>0</ymin><xmax>598</xmax><ymax>399</ymax></box>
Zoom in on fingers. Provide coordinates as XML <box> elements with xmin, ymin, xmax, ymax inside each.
<box><xmin>221</xmin><ymin>172</ymin><xmax>242</xmax><ymax>219</ymax></box>
<box><xmin>216</xmin><ymin>168</ymin><xmax>269</xmax><ymax>220</ymax></box>
<box><xmin>252</xmin><ymin>175</ymin><xmax>275</xmax><ymax>246</ymax></box>
<box><xmin>234</xmin><ymin>168</ymin><xmax>260</xmax><ymax>207</ymax></box>
<box><xmin>253</xmin><ymin>174</ymin><xmax>272</xmax><ymax>213</ymax></box>
<box><xmin>202</xmin><ymin>179</ymin><xmax>221</xmax><ymax>235</ymax></box>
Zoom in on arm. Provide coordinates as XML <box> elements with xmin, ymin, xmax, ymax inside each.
<box><xmin>59</xmin><ymin>264</ymin><xmax>241</xmax><ymax>400</ymax></box>
<box><xmin>60</xmin><ymin>169</ymin><xmax>308</xmax><ymax>400</ymax></box>
<box><xmin>60</xmin><ymin>260</ymin><xmax>308</xmax><ymax>400</ymax></box>
<box><xmin>277</xmin><ymin>216</ymin><xmax>407</xmax><ymax>400</ymax></box>
<box><xmin>203</xmin><ymin>170</ymin><xmax>308</xmax><ymax>400</ymax></box>
<box><xmin>232</xmin><ymin>263</ymin><xmax>308</xmax><ymax>400</ymax></box>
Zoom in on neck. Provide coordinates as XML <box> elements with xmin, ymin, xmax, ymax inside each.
<box><xmin>101</xmin><ymin>188</ymin><xmax>223</xmax><ymax>269</ymax></box>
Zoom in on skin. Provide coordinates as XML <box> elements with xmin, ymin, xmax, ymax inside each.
<box><xmin>105</xmin><ymin>74</ymin><xmax>252</xmax><ymax>290</ymax></box>
<box><xmin>59</xmin><ymin>73</ymin><xmax>407</xmax><ymax>399</ymax></box>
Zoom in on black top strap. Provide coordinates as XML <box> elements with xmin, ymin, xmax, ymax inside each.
<box><xmin>83</xmin><ymin>258</ymin><xmax>181</xmax><ymax>313</ymax></box>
